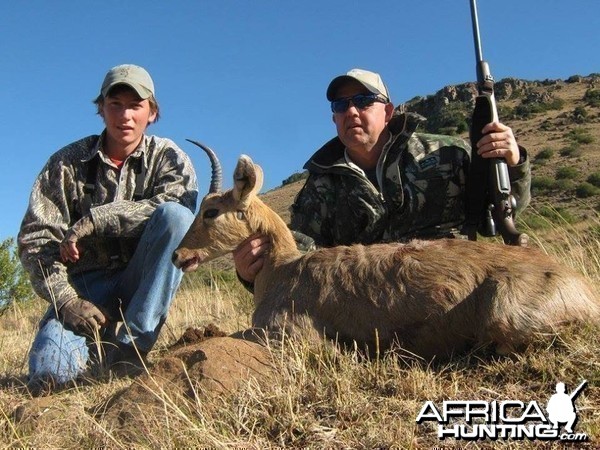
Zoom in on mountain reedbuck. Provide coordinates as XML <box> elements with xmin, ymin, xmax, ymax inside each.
<box><xmin>173</xmin><ymin>144</ymin><xmax>600</xmax><ymax>359</ymax></box>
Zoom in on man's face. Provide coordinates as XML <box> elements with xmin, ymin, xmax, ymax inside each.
<box><xmin>332</xmin><ymin>80</ymin><xmax>393</xmax><ymax>151</ymax></box>
<box><xmin>101</xmin><ymin>88</ymin><xmax>156</xmax><ymax>152</ymax></box>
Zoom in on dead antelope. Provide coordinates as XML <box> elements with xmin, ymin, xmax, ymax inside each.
<box><xmin>173</xmin><ymin>147</ymin><xmax>600</xmax><ymax>359</ymax></box>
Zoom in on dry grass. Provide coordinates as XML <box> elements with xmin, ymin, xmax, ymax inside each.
<box><xmin>1</xmin><ymin>211</ymin><xmax>599</xmax><ymax>449</ymax></box>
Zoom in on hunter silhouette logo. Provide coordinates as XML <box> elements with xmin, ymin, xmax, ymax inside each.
<box><xmin>546</xmin><ymin>380</ymin><xmax>587</xmax><ymax>434</ymax></box>
<box><xmin>416</xmin><ymin>380</ymin><xmax>589</xmax><ymax>442</ymax></box>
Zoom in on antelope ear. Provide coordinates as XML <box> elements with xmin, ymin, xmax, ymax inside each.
<box><xmin>232</xmin><ymin>155</ymin><xmax>263</xmax><ymax>208</ymax></box>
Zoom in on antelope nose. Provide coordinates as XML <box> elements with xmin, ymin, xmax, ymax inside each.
<box><xmin>172</xmin><ymin>250</ymin><xmax>181</xmax><ymax>266</ymax></box>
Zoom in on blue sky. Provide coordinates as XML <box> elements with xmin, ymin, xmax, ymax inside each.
<box><xmin>1</xmin><ymin>1</ymin><xmax>598</xmax><ymax>242</ymax></box>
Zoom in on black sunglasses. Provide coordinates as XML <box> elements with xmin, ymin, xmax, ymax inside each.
<box><xmin>331</xmin><ymin>93</ymin><xmax>387</xmax><ymax>113</ymax></box>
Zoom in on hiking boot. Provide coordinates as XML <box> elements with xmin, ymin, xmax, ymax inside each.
<box><xmin>103</xmin><ymin>342</ymin><xmax>148</xmax><ymax>379</ymax></box>
<box><xmin>26</xmin><ymin>376</ymin><xmax>57</xmax><ymax>397</ymax></box>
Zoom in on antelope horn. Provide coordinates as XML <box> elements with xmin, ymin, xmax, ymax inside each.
<box><xmin>186</xmin><ymin>139</ymin><xmax>223</xmax><ymax>193</ymax></box>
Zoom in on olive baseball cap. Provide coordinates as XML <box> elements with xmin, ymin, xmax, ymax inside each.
<box><xmin>100</xmin><ymin>64</ymin><xmax>155</xmax><ymax>99</ymax></box>
<box><xmin>326</xmin><ymin>68</ymin><xmax>390</xmax><ymax>101</ymax></box>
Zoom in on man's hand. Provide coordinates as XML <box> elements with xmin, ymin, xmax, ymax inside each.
<box><xmin>232</xmin><ymin>234</ymin><xmax>270</xmax><ymax>283</ymax></box>
<box><xmin>476</xmin><ymin>121</ymin><xmax>520</xmax><ymax>166</ymax></box>
<box><xmin>60</xmin><ymin>215</ymin><xmax>95</xmax><ymax>263</ymax></box>
<box><xmin>60</xmin><ymin>233</ymin><xmax>80</xmax><ymax>263</ymax></box>
<box><xmin>59</xmin><ymin>297</ymin><xmax>108</xmax><ymax>335</ymax></box>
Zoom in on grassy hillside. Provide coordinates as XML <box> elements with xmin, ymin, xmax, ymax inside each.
<box><xmin>406</xmin><ymin>75</ymin><xmax>600</xmax><ymax>219</ymax></box>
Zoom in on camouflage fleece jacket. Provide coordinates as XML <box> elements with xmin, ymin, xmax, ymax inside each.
<box><xmin>290</xmin><ymin>112</ymin><xmax>531</xmax><ymax>247</ymax></box>
<box><xmin>18</xmin><ymin>132</ymin><xmax>198</xmax><ymax>309</ymax></box>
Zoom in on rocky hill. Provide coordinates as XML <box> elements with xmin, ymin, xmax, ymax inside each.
<box><xmin>264</xmin><ymin>74</ymin><xmax>600</xmax><ymax>224</ymax></box>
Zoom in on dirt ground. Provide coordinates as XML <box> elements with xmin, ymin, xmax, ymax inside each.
<box><xmin>12</xmin><ymin>325</ymin><xmax>275</xmax><ymax>437</ymax></box>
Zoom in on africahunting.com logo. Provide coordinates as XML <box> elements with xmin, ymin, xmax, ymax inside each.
<box><xmin>416</xmin><ymin>380</ymin><xmax>589</xmax><ymax>442</ymax></box>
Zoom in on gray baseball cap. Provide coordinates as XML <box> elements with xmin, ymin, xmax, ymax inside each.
<box><xmin>326</xmin><ymin>68</ymin><xmax>390</xmax><ymax>101</ymax></box>
<box><xmin>100</xmin><ymin>64</ymin><xmax>155</xmax><ymax>99</ymax></box>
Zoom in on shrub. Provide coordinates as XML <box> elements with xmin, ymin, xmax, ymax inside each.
<box><xmin>567</xmin><ymin>127</ymin><xmax>594</xmax><ymax>144</ymax></box>
<box><xmin>573</xmin><ymin>106</ymin><xmax>588</xmax><ymax>123</ymax></box>
<box><xmin>531</xmin><ymin>176</ymin><xmax>556</xmax><ymax>193</ymax></box>
<box><xmin>497</xmin><ymin>105</ymin><xmax>514</xmax><ymax>118</ymax></box>
<box><xmin>559</xmin><ymin>145</ymin><xmax>582</xmax><ymax>157</ymax></box>
<box><xmin>575</xmin><ymin>182</ymin><xmax>600</xmax><ymax>198</ymax></box>
<box><xmin>538</xmin><ymin>205</ymin><xmax>576</xmax><ymax>224</ymax></box>
<box><xmin>584</xmin><ymin>89</ymin><xmax>600</xmax><ymax>107</ymax></box>
<box><xmin>427</xmin><ymin>103</ymin><xmax>469</xmax><ymax>135</ymax></box>
<box><xmin>438</xmin><ymin>126</ymin><xmax>458</xmax><ymax>136</ymax></box>
<box><xmin>282</xmin><ymin>171</ymin><xmax>308</xmax><ymax>186</ymax></box>
<box><xmin>514</xmin><ymin>97</ymin><xmax>565</xmax><ymax>118</ymax></box>
<box><xmin>182</xmin><ymin>266</ymin><xmax>238</xmax><ymax>289</ymax></box>
<box><xmin>0</xmin><ymin>238</ymin><xmax>35</xmax><ymax>315</ymax></box>
<box><xmin>555</xmin><ymin>179</ymin><xmax>576</xmax><ymax>191</ymax></box>
<box><xmin>555</xmin><ymin>166</ymin><xmax>579</xmax><ymax>180</ymax></box>
<box><xmin>455</xmin><ymin>121</ymin><xmax>468</xmax><ymax>134</ymax></box>
<box><xmin>519</xmin><ymin>213</ymin><xmax>548</xmax><ymax>230</ymax></box>
<box><xmin>547</xmin><ymin>98</ymin><xmax>566</xmax><ymax>110</ymax></box>
<box><xmin>587</xmin><ymin>172</ymin><xmax>600</xmax><ymax>188</ymax></box>
<box><xmin>513</xmin><ymin>104</ymin><xmax>535</xmax><ymax>119</ymax></box>
<box><xmin>539</xmin><ymin>120</ymin><xmax>555</xmax><ymax>131</ymax></box>
<box><xmin>535</xmin><ymin>148</ymin><xmax>554</xmax><ymax>161</ymax></box>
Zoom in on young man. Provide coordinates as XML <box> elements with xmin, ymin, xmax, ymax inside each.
<box><xmin>18</xmin><ymin>64</ymin><xmax>198</xmax><ymax>394</ymax></box>
<box><xmin>234</xmin><ymin>68</ymin><xmax>531</xmax><ymax>283</ymax></box>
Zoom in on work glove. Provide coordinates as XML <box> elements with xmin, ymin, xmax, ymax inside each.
<box><xmin>58</xmin><ymin>297</ymin><xmax>108</xmax><ymax>335</ymax></box>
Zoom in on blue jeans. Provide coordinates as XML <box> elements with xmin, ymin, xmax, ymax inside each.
<box><xmin>28</xmin><ymin>202</ymin><xmax>195</xmax><ymax>385</ymax></box>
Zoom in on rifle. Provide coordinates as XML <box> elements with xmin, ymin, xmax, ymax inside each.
<box><xmin>465</xmin><ymin>0</ymin><xmax>528</xmax><ymax>247</ymax></box>
<box><xmin>569</xmin><ymin>380</ymin><xmax>588</xmax><ymax>401</ymax></box>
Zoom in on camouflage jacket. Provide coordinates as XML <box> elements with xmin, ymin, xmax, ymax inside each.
<box><xmin>291</xmin><ymin>112</ymin><xmax>531</xmax><ymax>247</ymax></box>
<box><xmin>18</xmin><ymin>132</ymin><xmax>198</xmax><ymax>308</ymax></box>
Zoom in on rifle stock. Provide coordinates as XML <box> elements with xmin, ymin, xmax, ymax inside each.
<box><xmin>465</xmin><ymin>0</ymin><xmax>528</xmax><ymax>247</ymax></box>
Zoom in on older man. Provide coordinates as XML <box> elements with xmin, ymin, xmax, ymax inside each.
<box><xmin>234</xmin><ymin>68</ymin><xmax>530</xmax><ymax>284</ymax></box>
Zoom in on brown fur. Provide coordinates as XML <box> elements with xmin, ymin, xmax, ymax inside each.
<box><xmin>173</xmin><ymin>155</ymin><xmax>600</xmax><ymax>359</ymax></box>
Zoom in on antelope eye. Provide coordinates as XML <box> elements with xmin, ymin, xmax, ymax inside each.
<box><xmin>203</xmin><ymin>208</ymin><xmax>219</xmax><ymax>219</ymax></box>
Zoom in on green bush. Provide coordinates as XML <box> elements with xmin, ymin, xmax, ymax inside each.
<box><xmin>535</xmin><ymin>148</ymin><xmax>554</xmax><ymax>161</ymax></box>
<box><xmin>587</xmin><ymin>172</ymin><xmax>600</xmax><ymax>188</ymax></box>
<box><xmin>573</xmin><ymin>106</ymin><xmax>588</xmax><ymax>123</ymax></box>
<box><xmin>555</xmin><ymin>166</ymin><xmax>580</xmax><ymax>180</ymax></box>
<box><xmin>282</xmin><ymin>171</ymin><xmax>308</xmax><ymax>186</ymax></box>
<box><xmin>0</xmin><ymin>238</ymin><xmax>35</xmax><ymax>314</ymax></box>
<box><xmin>547</xmin><ymin>98</ymin><xmax>566</xmax><ymax>110</ymax></box>
<box><xmin>531</xmin><ymin>176</ymin><xmax>556</xmax><ymax>193</ymax></box>
<box><xmin>567</xmin><ymin>127</ymin><xmax>595</xmax><ymax>144</ymax></box>
<box><xmin>513</xmin><ymin>104</ymin><xmax>536</xmax><ymax>119</ymax></box>
<box><xmin>181</xmin><ymin>266</ymin><xmax>238</xmax><ymax>290</ymax></box>
<box><xmin>514</xmin><ymin>98</ymin><xmax>565</xmax><ymax>118</ymax></box>
<box><xmin>555</xmin><ymin>179</ymin><xmax>576</xmax><ymax>191</ymax></box>
<box><xmin>584</xmin><ymin>88</ymin><xmax>600</xmax><ymax>107</ymax></box>
<box><xmin>538</xmin><ymin>205</ymin><xmax>576</xmax><ymax>224</ymax></box>
<box><xmin>437</xmin><ymin>126</ymin><xmax>458</xmax><ymax>136</ymax></box>
<box><xmin>575</xmin><ymin>182</ymin><xmax>600</xmax><ymax>198</ymax></box>
<box><xmin>427</xmin><ymin>103</ymin><xmax>469</xmax><ymax>135</ymax></box>
<box><xmin>519</xmin><ymin>213</ymin><xmax>549</xmax><ymax>230</ymax></box>
<box><xmin>497</xmin><ymin>105</ymin><xmax>514</xmax><ymax>118</ymax></box>
<box><xmin>559</xmin><ymin>145</ymin><xmax>582</xmax><ymax>157</ymax></box>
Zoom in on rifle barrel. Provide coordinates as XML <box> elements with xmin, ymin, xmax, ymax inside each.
<box><xmin>569</xmin><ymin>380</ymin><xmax>588</xmax><ymax>400</ymax></box>
<box><xmin>470</xmin><ymin>0</ymin><xmax>484</xmax><ymax>63</ymax></box>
